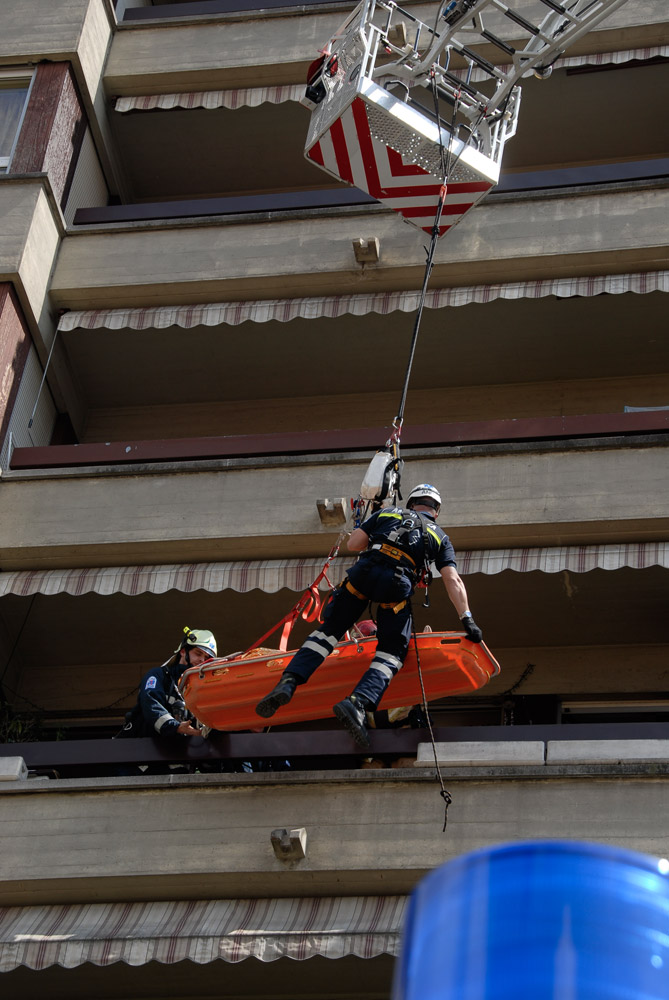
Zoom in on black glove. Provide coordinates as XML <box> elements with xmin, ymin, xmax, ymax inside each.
<box><xmin>461</xmin><ymin>613</ymin><xmax>482</xmax><ymax>643</ymax></box>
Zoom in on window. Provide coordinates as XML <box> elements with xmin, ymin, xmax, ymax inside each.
<box><xmin>0</xmin><ymin>71</ymin><xmax>33</xmax><ymax>172</ymax></box>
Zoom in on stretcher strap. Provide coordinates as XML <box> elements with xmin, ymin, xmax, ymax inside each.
<box><xmin>244</xmin><ymin>532</ymin><xmax>346</xmax><ymax>653</ymax></box>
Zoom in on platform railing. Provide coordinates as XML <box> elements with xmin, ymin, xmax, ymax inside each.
<box><xmin>3</xmin><ymin>721</ymin><xmax>669</xmax><ymax>777</ymax></box>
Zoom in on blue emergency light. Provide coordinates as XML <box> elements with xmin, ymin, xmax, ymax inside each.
<box><xmin>393</xmin><ymin>840</ymin><xmax>669</xmax><ymax>999</ymax></box>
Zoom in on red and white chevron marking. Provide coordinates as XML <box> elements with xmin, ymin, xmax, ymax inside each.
<box><xmin>307</xmin><ymin>97</ymin><xmax>492</xmax><ymax>235</ymax></box>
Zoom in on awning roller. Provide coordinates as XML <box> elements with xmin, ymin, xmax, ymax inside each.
<box><xmin>0</xmin><ymin>895</ymin><xmax>406</xmax><ymax>971</ymax></box>
<box><xmin>1</xmin><ymin>544</ymin><xmax>666</xmax><ymax>598</ymax></box>
<box><xmin>56</xmin><ymin>271</ymin><xmax>669</xmax><ymax>333</ymax></box>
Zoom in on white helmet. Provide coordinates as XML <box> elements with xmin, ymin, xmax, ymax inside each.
<box><xmin>407</xmin><ymin>483</ymin><xmax>442</xmax><ymax>510</ymax></box>
<box><xmin>178</xmin><ymin>627</ymin><xmax>217</xmax><ymax>658</ymax></box>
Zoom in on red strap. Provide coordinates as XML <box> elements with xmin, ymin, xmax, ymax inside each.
<box><xmin>242</xmin><ymin>536</ymin><xmax>344</xmax><ymax>655</ymax></box>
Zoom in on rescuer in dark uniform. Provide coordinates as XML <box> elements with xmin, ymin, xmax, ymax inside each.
<box><xmin>255</xmin><ymin>484</ymin><xmax>482</xmax><ymax>746</ymax></box>
<box><xmin>117</xmin><ymin>627</ymin><xmax>217</xmax><ymax>738</ymax></box>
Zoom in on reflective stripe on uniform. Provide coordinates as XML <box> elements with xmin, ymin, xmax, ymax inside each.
<box><xmin>369</xmin><ymin>651</ymin><xmax>403</xmax><ymax>680</ymax></box>
<box><xmin>154</xmin><ymin>712</ymin><xmax>175</xmax><ymax>732</ymax></box>
<box><xmin>302</xmin><ymin>629</ymin><xmax>338</xmax><ymax>656</ymax></box>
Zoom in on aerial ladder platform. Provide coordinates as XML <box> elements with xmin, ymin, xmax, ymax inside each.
<box><xmin>303</xmin><ymin>0</ymin><xmax>629</xmax><ymax>235</ymax></box>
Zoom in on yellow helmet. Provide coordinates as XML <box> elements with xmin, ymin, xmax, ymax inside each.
<box><xmin>178</xmin><ymin>627</ymin><xmax>217</xmax><ymax>658</ymax></box>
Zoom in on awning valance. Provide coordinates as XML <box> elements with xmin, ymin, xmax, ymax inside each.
<box><xmin>0</xmin><ymin>895</ymin><xmax>405</xmax><ymax>971</ymax></box>
<box><xmin>1</xmin><ymin>544</ymin><xmax>666</xmax><ymax>598</ymax></box>
<box><xmin>112</xmin><ymin>48</ymin><xmax>669</xmax><ymax>112</ymax></box>
<box><xmin>114</xmin><ymin>84</ymin><xmax>305</xmax><ymax>112</ymax></box>
<box><xmin>452</xmin><ymin>44</ymin><xmax>669</xmax><ymax>83</ymax></box>
<box><xmin>56</xmin><ymin>270</ymin><xmax>669</xmax><ymax>332</ymax></box>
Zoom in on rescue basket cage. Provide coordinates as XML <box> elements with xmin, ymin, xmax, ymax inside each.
<box><xmin>303</xmin><ymin>0</ymin><xmax>629</xmax><ymax>236</ymax></box>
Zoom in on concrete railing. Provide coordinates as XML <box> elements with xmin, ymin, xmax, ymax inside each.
<box><xmin>415</xmin><ymin>740</ymin><xmax>669</xmax><ymax>766</ymax></box>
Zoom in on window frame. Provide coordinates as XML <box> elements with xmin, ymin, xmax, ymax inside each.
<box><xmin>0</xmin><ymin>67</ymin><xmax>35</xmax><ymax>172</ymax></box>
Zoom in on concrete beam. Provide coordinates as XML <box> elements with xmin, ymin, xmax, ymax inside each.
<box><xmin>50</xmin><ymin>184</ymin><xmax>669</xmax><ymax>309</ymax></box>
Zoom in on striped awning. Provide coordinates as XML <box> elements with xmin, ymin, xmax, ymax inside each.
<box><xmin>1</xmin><ymin>544</ymin><xmax>666</xmax><ymax>599</ymax></box>
<box><xmin>56</xmin><ymin>270</ymin><xmax>669</xmax><ymax>333</ymax></box>
<box><xmin>0</xmin><ymin>895</ymin><xmax>405</xmax><ymax>971</ymax></box>
<box><xmin>451</xmin><ymin>44</ymin><xmax>669</xmax><ymax>83</ymax></box>
<box><xmin>114</xmin><ymin>83</ymin><xmax>305</xmax><ymax>113</ymax></box>
<box><xmin>113</xmin><ymin>48</ymin><xmax>669</xmax><ymax>112</ymax></box>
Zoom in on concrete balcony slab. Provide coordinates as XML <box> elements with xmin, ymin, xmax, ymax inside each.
<box><xmin>51</xmin><ymin>184</ymin><xmax>669</xmax><ymax>308</ymax></box>
<box><xmin>0</xmin><ymin>439</ymin><xmax>667</xmax><ymax>567</ymax></box>
<box><xmin>105</xmin><ymin>1</ymin><xmax>669</xmax><ymax>93</ymax></box>
<box><xmin>1</xmin><ymin>767</ymin><xmax>668</xmax><ymax>906</ymax></box>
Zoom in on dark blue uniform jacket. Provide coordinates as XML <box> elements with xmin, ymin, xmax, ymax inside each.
<box><xmin>359</xmin><ymin>507</ymin><xmax>456</xmax><ymax>573</ymax></box>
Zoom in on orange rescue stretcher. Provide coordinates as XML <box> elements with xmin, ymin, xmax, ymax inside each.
<box><xmin>180</xmin><ymin>632</ymin><xmax>500</xmax><ymax>732</ymax></box>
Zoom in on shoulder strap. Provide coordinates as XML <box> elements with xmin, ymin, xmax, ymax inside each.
<box><xmin>415</xmin><ymin>512</ymin><xmax>429</xmax><ymax>571</ymax></box>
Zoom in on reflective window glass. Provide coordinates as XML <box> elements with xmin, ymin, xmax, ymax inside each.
<box><xmin>0</xmin><ymin>80</ymin><xmax>30</xmax><ymax>170</ymax></box>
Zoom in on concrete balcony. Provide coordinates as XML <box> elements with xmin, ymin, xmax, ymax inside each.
<box><xmin>51</xmin><ymin>182</ymin><xmax>669</xmax><ymax>306</ymax></box>
<box><xmin>0</xmin><ymin>0</ymin><xmax>115</xmax><ymax>173</ymax></box>
<box><xmin>106</xmin><ymin>0</ymin><xmax>669</xmax><ymax>93</ymax></box>
<box><xmin>1</xmin><ymin>761</ymin><xmax>669</xmax><ymax>906</ymax></box>
<box><xmin>0</xmin><ymin>0</ymin><xmax>112</xmax><ymax>100</ymax></box>
<box><xmin>0</xmin><ymin>178</ymin><xmax>63</xmax><ymax>333</ymax></box>
<box><xmin>102</xmin><ymin>52</ymin><xmax>669</xmax><ymax>205</ymax></box>
<box><xmin>1</xmin><ymin>436</ymin><xmax>667</xmax><ymax>569</ymax></box>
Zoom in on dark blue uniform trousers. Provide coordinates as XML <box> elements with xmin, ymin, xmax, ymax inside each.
<box><xmin>286</xmin><ymin>555</ymin><xmax>414</xmax><ymax>707</ymax></box>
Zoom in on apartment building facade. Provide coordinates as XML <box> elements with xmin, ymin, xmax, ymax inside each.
<box><xmin>0</xmin><ymin>0</ymin><xmax>668</xmax><ymax>996</ymax></box>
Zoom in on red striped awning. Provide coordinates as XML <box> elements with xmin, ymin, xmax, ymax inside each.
<box><xmin>112</xmin><ymin>48</ymin><xmax>669</xmax><ymax>112</ymax></box>
<box><xmin>56</xmin><ymin>270</ymin><xmax>669</xmax><ymax>332</ymax></box>
<box><xmin>114</xmin><ymin>83</ymin><xmax>305</xmax><ymax>112</ymax></box>
<box><xmin>0</xmin><ymin>895</ymin><xmax>405</xmax><ymax>971</ymax></box>
<box><xmin>451</xmin><ymin>44</ymin><xmax>669</xmax><ymax>83</ymax></box>
<box><xmin>0</xmin><ymin>544</ymin><xmax>666</xmax><ymax>598</ymax></box>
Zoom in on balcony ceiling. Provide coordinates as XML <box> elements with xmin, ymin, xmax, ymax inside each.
<box><xmin>106</xmin><ymin>62</ymin><xmax>669</xmax><ymax>201</ymax></box>
<box><xmin>1</xmin><ymin>566</ymin><xmax>668</xmax><ymax>723</ymax></box>
<box><xmin>61</xmin><ymin>290</ymin><xmax>669</xmax><ymax>408</ymax></box>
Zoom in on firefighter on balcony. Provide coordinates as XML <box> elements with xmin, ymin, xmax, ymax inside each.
<box><xmin>255</xmin><ymin>484</ymin><xmax>482</xmax><ymax>747</ymax></box>
<box><xmin>117</xmin><ymin>627</ymin><xmax>217</xmax><ymax>739</ymax></box>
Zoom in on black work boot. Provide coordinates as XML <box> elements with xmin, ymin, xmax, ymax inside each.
<box><xmin>333</xmin><ymin>694</ymin><xmax>371</xmax><ymax>748</ymax></box>
<box><xmin>255</xmin><ymin>673</ymin><xmax>299</xmax><ymax>718</ymax></box>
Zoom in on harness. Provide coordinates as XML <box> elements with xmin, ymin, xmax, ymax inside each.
<box><xmin>343</xmin><ymin>510</ymin><xmax>433</xmax><ymax>614</ymax></box>
<box><xmin>370</xmin><ymin>543</ymin><xmax>416</xmax><ymax>568</ymax></box>
<box><xmin>344</xmin><ymin>577</ymin><xmax>408</xmax><ymax>614</ymax></box>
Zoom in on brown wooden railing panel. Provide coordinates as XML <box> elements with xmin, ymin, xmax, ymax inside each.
<box><xmin>73</xmin><ymin>188</ymin><xmax>377</xmax><ymax>226</ymax></box>
<box><xmin>9</xmin><ymin>411</ymin><xmax>669</xmax><ymax>471</ymax></box>
<box><xmin>72</xmin><ymin>164</ymin><xmax>669</xmax><ymax>227</ymax></box>
<box><xmin>2</xmin><ymin>722</ymin><xmax>669</xmax><ymax>774</ymax></box>
<box><xmin>122</xmin><ymin>0</ymin><xmax>353</xmax><ymax>19</ymax></box>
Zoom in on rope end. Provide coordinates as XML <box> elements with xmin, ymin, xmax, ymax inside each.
<box><xmin>440</xmin><ymin>788</ymin><xmax>453</xmax><ymax>832</ymax></box>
